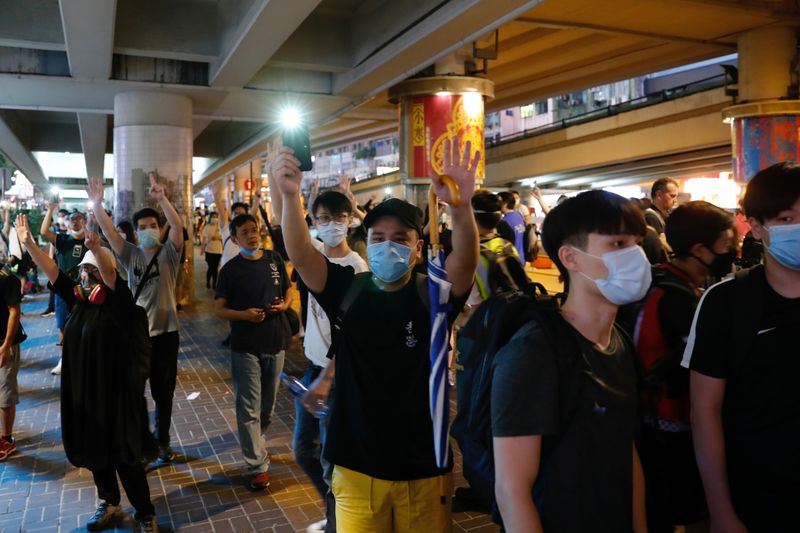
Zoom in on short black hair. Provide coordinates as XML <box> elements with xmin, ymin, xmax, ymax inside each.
<box><xmin>231</xmin><ymin>202</ymin><xmax>249</xmax><ymax>214</ymax></box>
<box><xmin>230</xmin><ymin>213</ymin><xmax>257</xmax><ymax>237</ymax></box>
<box><xmin>133</xmin><ymin>207</ymin><xmax>161</xmax><ymax>228</ymax></box>
<box><xmin>666</xmin><ymin>201</ymin><xmax>734</xmax><ymax>257</ymax></box>
<box><xmin>651</xmin><ymin>177</ymin><xmax>678</xmax><ymax>199</ymax></box>
<box><xmin>208</xmin><ymin>211</ymin><xmax>218</xmax><ymax>218</ymax></box>
<box><xmin>542</xmin><ymin>190</ymin><xmax>646</xmax><ymax>287</ymax></box>
<box><xmin>497</xmin><ymin>191</ymin><xmax>515</xmax><ymax>209</ymax></box>
<box><xmin>743</xmin><ymin>162</ymin><xmax>800</xmax><ymax>223</ymax></box>
<box><xmin>312</xmin><ymin>190</ymin><xmax>352</xmax><ymax>217</ymax></box>
<box><xmin>471</xmin><ymin>191</ymin><xmax>503</xmax><ymax>230</ymax></box>
<box><xmin>58</xmin><ymin>209</ymin><xmax>69</xmax><ymax>216</ymax></box>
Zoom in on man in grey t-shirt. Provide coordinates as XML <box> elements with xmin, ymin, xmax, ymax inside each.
<box><xmin>87</xmin><ymin>173</ymin><xmax>184</xmax><ymax>464</ymax></box>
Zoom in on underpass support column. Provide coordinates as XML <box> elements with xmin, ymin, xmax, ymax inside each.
<box><xmin>113</xmin><ymin>91</ymin><xmax>195</xmax><ymax>304</ymax></box>
<box><xmin>389</xmin><ymin>76</ymin><xmax>494</xmax><ymax>208</ymax></box>
<box><xmin>724</xmin><ymin>26</ymin><xmax>800</xmax><ymax>182</ymax></box>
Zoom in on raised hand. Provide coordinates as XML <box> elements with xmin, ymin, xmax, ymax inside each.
<box><xmin>14</xmin><ymin>214</ymin><xmax>32</xmax><ymax>244</ymax></box>
<box><xmin>269</xmin><ymin>143</ymin><xmax>304</xmax><ymax>196</ymax></box>
<box><xmin>429</xmin><ymin>136</ymin><xmax>481</xmax><ymax>207</ymax></box>
<box><xmin>47</xmin><ymin>201</ymin><xmax>59</xmax><ymax>212</ymax></box>
<box><xmin>86</xmin><ymin>176</ymin><xmax>105</xmax><ymax>204</ymax></box>
<box><xmin>84</xmin><ymin>228</ymin><xmax>101</xmax><ymax>250</ymax></box>
<box><xmin>148</xmin><ymin>171</ymin><xmax>166</xmax><ymax>202</ymax></box>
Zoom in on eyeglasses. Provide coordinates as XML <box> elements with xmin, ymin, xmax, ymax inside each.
<box><xmin>315</xmin><ymin>213</ymin><xmax>349</xmax><ymax>225</ymax></box>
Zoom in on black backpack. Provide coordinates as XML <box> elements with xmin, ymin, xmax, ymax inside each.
<box><xmin>521</xmin><ymin>223</ymin><xmax>540</xmax><ymax>263</ymax></box>
<box><xmin>452</xmin><ymin>283</ymin><xmax>585</xmax><ymax>522</ymax></box>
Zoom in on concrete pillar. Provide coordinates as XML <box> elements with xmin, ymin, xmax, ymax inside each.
<box><xmin>389</xmin><ymin>75</ymin><xmax>494</xmax><ymax>208</ymax></box>
<box><xmin>113</xmin><ymin>91</ymin><xmax>195</xmax><ymax>303</ymax></box>
<box><xmin>724</xmin><ymin>27</ymin><xmax>800</xmax><ymax>181</ymax></box>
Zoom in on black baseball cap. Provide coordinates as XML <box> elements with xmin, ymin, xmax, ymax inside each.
<box><xmin>363</xmin><ymin>198</ymin><xmax>424</xmax><ymax>236</ymax></box>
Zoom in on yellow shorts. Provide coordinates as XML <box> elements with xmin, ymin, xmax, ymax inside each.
<box><xmin>332</xmin><ymin>465</ymin><xmax>453</xmax><ymax>533</ymax></box>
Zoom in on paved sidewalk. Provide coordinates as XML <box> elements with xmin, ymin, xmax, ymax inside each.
<box><xmin>0</xmin><ymin>260</ymin><xmax>498</xmax><ymax>532</ymax></box>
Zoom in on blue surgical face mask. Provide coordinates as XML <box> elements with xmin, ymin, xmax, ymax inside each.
<box><xmin>572</xmin><ymin>245</ymin><xmax>652</xmax><ymax>305</ymax></box>
<box><xmin>239</xmin><ymin>245</ymin><xmax>258</xmax><ymax>257</ymax></box>
<box><xmin>367</xmin><ymin>240</ymin><xmax>413</xmax><ymax>283</ymax></box>
<box><xmin>137</xmin><ymin>228</ymin><xmax>160</xmax><ymax>249</ymax></box>
<box><xmin>765</xmin><ymin>223</ymin><xmax>800</xmax><ymax>270</ymax></box>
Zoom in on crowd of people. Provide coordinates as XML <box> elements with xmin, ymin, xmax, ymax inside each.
<box><xmin>0</xmin><ymin>138</ymin><xmax>797</xmax><ymax>533</ymax></box>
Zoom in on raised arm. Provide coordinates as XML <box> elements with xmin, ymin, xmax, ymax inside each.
<box><xmin>532</xmin><ymin>187</ymin><xmax>550</xmax><ymax>215</ymax></box>
<box><xmin>15</xmin><ymin>214</ymin><xmax>59</xmax><ymax>284</ymax></box>
<box><xmin>84</xmin><ymin>229</ymin><xmax>117</xmax><ymax>289</ymax></box>
<box><xmin>340</xmin><ymin>175</ymin><xmax>367</xmax><ymax>221</ymax></box>
<box><xmin>87</xmin><ymin>176</ymin><xmax>125</xmax><ymax>255</ymax></box>
<box><xmin>432</xmin><ymin>136</ymin><xmax>480</xmax><ymax>297</ymax></box>
<box><xmin>148</xmin><ymin>172</ymin><xmax>184</xmax><ymax>252</ymax></box>
<box><xmin>269</xmin><ymin>139</ymin><xmax>328</xmax><ymax>294</ymax></box>
<box><xmin>40</xmin><ymin>202</ymin><xmax>58</xmax><ymax>244</ymax></box>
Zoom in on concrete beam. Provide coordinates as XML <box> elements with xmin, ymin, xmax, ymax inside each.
<box><xmin>0</xmin><ymin>74</ymin><xmax>350</xmax><ymax>124</ymax></box>
<box><xmin>0</xmin><ymin>113</ymin><xmax>46</xmax><ymax>186</ymax></box>
<box><xmin>77</xmin><ymin>113</ymin><xmax>107</xmax><ymax>179</ymax></box>
<box><xmin>333</xmin><ymin>0</ymin><xmax>544</xmax><ymax>97</ymax></box>
<box><xmin>193</xmin><ymin>118</ymin><xmax>213</xmax><ymax>140</ymax></box>
<box><xmin>210</xmin><ymin>0</ymin><xmax>322</xmax><ymax>88</ymax></box>
<box><xmin>59</xmin><ymin>0</ymin><xmax>116</xmax><ymax>184</ymax></box>
<box><xmin>58</xmin><ymin>0</ymin><xmax>116</xmax><ymax>79</ymax></box>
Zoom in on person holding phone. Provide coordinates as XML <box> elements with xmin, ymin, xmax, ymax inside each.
<box><xmin>214</xmin><ymin>213</ymin><xmax>294</xmax><ymax>491</ymax></box>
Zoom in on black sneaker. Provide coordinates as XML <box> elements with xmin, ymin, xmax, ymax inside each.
<box><xmin>157</xmin><ymin>446</ymin><xmax>176</xmax><ymax>465</ymax></box>
<box><xmin>138</xmin><ymin>515</ymin><xmax>160</xmax><ymax>533</ymax></box>
<box><xmin>40</xmin><ymin>309</ymin><xmax>55</xmax><ymax>317</ymax></box>
<box><xmin>87</xmin><ymin>502</ymin><xmax>121</xmax><ymax>531</ymax></box>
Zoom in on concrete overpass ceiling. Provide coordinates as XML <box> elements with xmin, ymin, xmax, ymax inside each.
<box><xmin>0</xmin><ymin>0</ymin><xmax>794</xmax><ymax>190</ymax></box>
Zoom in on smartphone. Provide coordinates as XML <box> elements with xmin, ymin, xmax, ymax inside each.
<box><xmin>282</xmin><ymin>126</ymin><xmax>313</xmax><ymax>172</ymax></box>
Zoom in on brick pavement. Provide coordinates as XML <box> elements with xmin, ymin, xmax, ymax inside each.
<box><xmin>0</xmin><ymin>259</ymin><xmax>498</xmax><ymax>532</ymax></box>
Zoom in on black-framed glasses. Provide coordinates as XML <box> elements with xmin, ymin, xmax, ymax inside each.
<box><xmin>315</xmin><ymin>213</ymin><xmax>349</xmax><ymax>225</ymax></box>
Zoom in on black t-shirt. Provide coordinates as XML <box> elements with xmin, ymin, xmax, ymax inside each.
<box><xmin>0</xmin><ymin>265</ymin><xmax>22</xmax><ymax>345</ymax></box>
<box><xmin>683</xmin><ymin>269</ymin><xmax>800</xmax><ymax>488</ymax></box>
<box><xmin>314</xmin><ymin>261</ymin><xmax>467</xmax><ymax>480</ymax></box>
<box><xmin>55</xmin><ymin>233</ymin><xmax>87</xmax><ymax>278</ymax></box>
<box><xmin>215</xmin><ymin>251</ymin><xmax>292</xmax><ymax>355</ymax></box>
<box><xmin>492</xmin><ymin>317</ymin><xmax>637</xmax><ymax>532</ymax></box>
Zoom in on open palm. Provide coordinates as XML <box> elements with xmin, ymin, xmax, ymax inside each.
<box><xmin>429</xmin><ymin>135</ymin><xmax>481</xmax><ymax>207</ymax></box>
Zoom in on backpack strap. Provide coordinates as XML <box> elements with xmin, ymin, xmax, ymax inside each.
<box><xmin>325</xmin><ymin>272</ymin><xmax>373</xmax><ymax>360</ymax></box>
<box><xmin>134</xmin><ymin>245</ymin><xmax>163</xmax><ymax>303</ymax></box>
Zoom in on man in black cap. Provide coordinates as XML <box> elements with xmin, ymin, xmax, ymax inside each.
<box><xmin>270</xmin><ymin>136</ymin><xmax>480</xmax><ymax>532</ymax></box>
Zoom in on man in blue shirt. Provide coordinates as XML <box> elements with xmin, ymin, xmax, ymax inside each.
<box><xmin>499</xmin><ymin>191</ymin><xmax>525</xmax><ymax>262</ymax></box>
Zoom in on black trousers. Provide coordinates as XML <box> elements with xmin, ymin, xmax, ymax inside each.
<box><xmin>91</xmin><ymin>463</ymin><xmax>155</xmax><ymax>519</ymax></box>
<box><xmin>150</xmin><ymin>331</ymin><xmax>179</xmax><ymax>447</ymax></box>
<box><xmin>205</xmin><ymin>252</ymin><xmax>221</xmax><ymax>289</ymax></box>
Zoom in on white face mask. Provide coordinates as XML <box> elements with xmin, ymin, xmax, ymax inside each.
<box><xmin>316</xmin><ymin>221</ymin><xmax>348</xmax><ymax>247</ymax></box>
<box><xmin>572</xmin><ymin>245</ymin><xmax>652</xmax><ymax>305</ymax></box>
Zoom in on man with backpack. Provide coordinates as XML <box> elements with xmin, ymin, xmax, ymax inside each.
<box><xmin>683</xmin><ymin>162</ymin><xmax>800</xmax><ymax>533</ymax></box>
<box><xmin>468</xmin><ymin>190</ymin><xmax>528</xmax><ymax>306</ymax></box>
<box><xmin>270</xmin><ymin>135</ymin><xmax>479</xmax><ymax>532</ymax></box>
<box><xmin>630</xmin><ymin>201</ymin><xmax>735</xmax><ymax>532</ymax></box>
<box><xmin>491</xmin><ymin>190</ymin><xmax>649</xmax><ymax>532</ymax></box>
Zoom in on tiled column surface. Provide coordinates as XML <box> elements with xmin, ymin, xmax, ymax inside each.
<box><xmin>0</xmin><ymin>258</ymin><xmax>498</xmax><ymax>532</ymax></box>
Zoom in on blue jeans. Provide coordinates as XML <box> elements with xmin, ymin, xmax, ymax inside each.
<box><xmin>293</xmin><ymin>364</ymin><xmax>331</xmax><ymax>497</ymax></box>
<box><xmin>54</xmin><ymin>293</ymin><xmax>70</xmax><ymax>330</ymax></box>
<box><xmin>231</xmin><ymin>350</ymin><xmax>285</xmax><ymax>473</ymax></box>
<box><xmin>293</xmin><ymin>364</ymin><xmax>336</xmax><ymax>532</ymax></box>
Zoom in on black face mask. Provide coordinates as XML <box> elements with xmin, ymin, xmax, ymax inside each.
<box><xmin>693</xmin><ymin>247</ymin><xmax>737</xmax><ymax>278</ymax></box>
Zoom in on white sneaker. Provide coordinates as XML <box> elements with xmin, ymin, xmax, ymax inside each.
<box><xmin>306</xmin><ymin>519</ymin><xmax>326</xmax><ymax>533</ymax></box>
<box><xmin>51</xmin><ymin>359</ymin><xmax>62</xmax><ymax>375</ymax></box>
